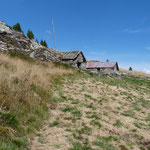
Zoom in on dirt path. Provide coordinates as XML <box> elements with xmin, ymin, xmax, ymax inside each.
<box><xmin>30</xmin><ymin>75</ymin><xmax>150</xmax><ymax>150</ymax></box>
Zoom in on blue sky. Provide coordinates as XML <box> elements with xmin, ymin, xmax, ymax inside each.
<box><xmin>1</xmin><ymin>0</ymin><xmax>150</xmax><ymax>72</ymax></box>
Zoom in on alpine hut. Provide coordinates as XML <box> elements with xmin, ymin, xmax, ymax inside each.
<box><xmin>62</xmin><ymin>51</ymin><xmax>86</xmax><ymax>69</ymax></box>
<box><xmin>86</xmin><ymin>61</ymin><xmax>119</xmax><ymax>73</ymax></box>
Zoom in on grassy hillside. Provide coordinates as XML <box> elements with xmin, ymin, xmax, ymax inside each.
<box><xmin>119</xmin><ymin>68</ymin><xmax>150</xmax><ymax>78</ymax></box>
<box><xmin>31</xmin><ymin>73</ymin><xmax>150</xmax><ymax>150</ymax></box>
<box><xmin>0</xmin><ymin>53</ymin><xmax>76</xmax><ymax>150</ymax></box>
<box><xmin>0</xmin><ymin>53</ymin><xmax>150</xmax><ymax>150</ymax></box>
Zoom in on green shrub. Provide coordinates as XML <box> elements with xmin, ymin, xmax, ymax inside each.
<box><xmin>90</xmin><ymin>120</ymin><xmax>102</xmax><ymax>128</ymax></box>
<box><xmin>0</xmin><ymin>111</ymin><xmax>18</xmax><ymax>129</ymax></box>
<box><xmin>113</xmin><ymin>120</ymin><xmax>123</xmax><ymax>127</ymax></box>
<box><xmin>12</xmin><ymin>138</ymin><xmax>27</xmax><ymax>148</ymax></box>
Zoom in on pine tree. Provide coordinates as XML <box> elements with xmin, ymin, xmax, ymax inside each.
<box><xmin>13</xmin><ymin>23</ymin><xmax>23</xmax><ymax>32</ymax></box>
<box><xmin>43</xmin><ymin>40</ymin><xmax>48</xmax><ymax>48</ymax></box>
<box><xmin>40</xmin><ymin>40</ymin><xmax>48</xmax><ymax>48</ymax></box>
<box><xmin>36</xmin><ymin>38</ymin><xmax>39</xmax><ymax>43</ymax></box>
<box><xmin>40</xmin><ymin>40</ymin><xmax>44</xmax><ymax>45</ymax></box>
<box><xmin>129</xmin><ymin>67</ymin><xmax>132</xmax><ymax>71</ymax></box>
<box><xmin>27</xmin><ymin>29</ymin><xmax>34</xmax><ymax>40</ymax></box>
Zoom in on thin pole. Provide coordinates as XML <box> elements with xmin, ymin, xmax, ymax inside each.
<box><xmin>52</xmin><ymin>19</ymin><xmax>56</xmax><ymax>50</ymax></box>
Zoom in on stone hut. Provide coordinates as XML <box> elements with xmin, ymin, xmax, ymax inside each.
<box><xmin>86</xmin><ymin>61</ymin><xmax>119</xmax><ymax>73</ymax></box>
<box><xmin>62</xmin><ymin>51</ymin><xmax>86</xmax><ymax>69</ymax></box>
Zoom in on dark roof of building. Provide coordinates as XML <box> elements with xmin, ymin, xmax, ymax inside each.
<box><xmin>62</xmin><ymin>51</ymin><xmax>86</xmax><ymax>60</ymax></box>
<box><xmin>86</xmin><ymin>61</ymin><xmax>119</xmax><ymax>70</ymax></box>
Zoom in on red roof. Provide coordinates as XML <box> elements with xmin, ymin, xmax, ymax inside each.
<box><xmin>86</xmin><ymin>61</ymin><xmax>118</xmax><ymax>69</ymax></box>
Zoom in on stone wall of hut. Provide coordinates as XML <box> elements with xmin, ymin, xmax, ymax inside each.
<box><xmin>87</xmin><ymin>65</ymin><xmax>118</xmax><ymax>74</ymax></box>
<box><xmin>62</xmin><ymin>53</ymin><xmax>86</xmax><ymax>69</ymax></box>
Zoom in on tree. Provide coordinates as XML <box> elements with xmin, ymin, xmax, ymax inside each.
<box><xmin>129</xmin><ymin>67</ymin><xmax>132</xmax><ymax>71</ymax></box>
<box><xmin>36</xmin><ymin>38</ymin><xmax>39</xmax><ymax>43</ymax></box>
<box><xmin>106</xmin><ymin>59</ymin><xmax>109</xmax><ymax>62</ymax></box>
<box><xmin>40</xmin><ymin>40</ymin><xmax>44</xmax><ymax>45</ymax></box>
<box><xmin>40</xmin><ymin>40</ymin><xmax>48</xmax><ymax>48</ymax></box>
<box><xmin>27</xmin><ymin>29</ymin><xmax>34</xmax><ymax>40</ymax></box>
<box><xmin>13</xmin><ymin>23</ymin><xmax>23</xmax><ymax>32</ymax></box>
<box><xmin>43</xmin><ymin>40</ymin><xmax>48</xmax><ymax>48</ymax></box>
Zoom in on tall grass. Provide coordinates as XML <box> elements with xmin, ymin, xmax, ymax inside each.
<box><xmin>0</xmin><ymin>54</ymin><xmax>76</xmax><ymax>149</ymax></box>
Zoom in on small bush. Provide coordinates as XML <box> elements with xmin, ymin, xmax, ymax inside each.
<box><xmin>90</xmin><ymin>120</ymin><xmax>102</xmax><ymax>128</ymax></box>
<box><xmin>12</xmin><ymin>138</ymin><xmax>27</xmax><ymax>148</ymax></box>
<box><xmin>49</xmin><ymin>120</ymin><xmax>60</xmax><ymax>127</ymax></box>
<box><xmin>113</xmin><ymin>120</ymin><xmax>123</xmax><ymax>127</ymax></box>
<box><xmin>0</xmin><ymin>111</ymin><xmax>18</xmax><ymax>129</ymax></box>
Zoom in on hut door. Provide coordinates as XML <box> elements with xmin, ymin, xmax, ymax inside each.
<box><xmin>77</xmin><ymin>62</ymin><xmax>81</xmax><ymax>68</ymax></box>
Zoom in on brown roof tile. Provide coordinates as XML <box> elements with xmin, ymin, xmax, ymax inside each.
<box><xmin>86</xmin><ymin>61</ymin><xmax>118</xmax><ymax>69</ymax></box>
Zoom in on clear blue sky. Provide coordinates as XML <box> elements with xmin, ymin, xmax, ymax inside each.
<box><xmin>1</xmin><ymin>0</ymin><xmax>150</xmax><ymax>72</ymax></box>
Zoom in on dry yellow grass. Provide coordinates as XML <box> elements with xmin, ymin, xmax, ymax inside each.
<box><xmin>0</xmin><ymin>54</ymin><xmax>76</xmax><ymax>110</ymax></box>
<box><xmin>119</xmin><ymin>68</ymin><xmax>150</xmax><ymax>78</ymax></box>
<box><xmin>0</xmin><ymin>53</ymin><xmax>76</xmax><ymax>149</ymax></box>
<box><xmin>0</xmin><ymin>54</ymin><xmax>75</xmax><ymax>90</ymax></box>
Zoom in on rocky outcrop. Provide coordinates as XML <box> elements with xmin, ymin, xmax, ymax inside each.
<box><xmin>0</xmin><ymin>21</ymin><xmax>62</xmax><ymax>62</ymax></box>
<box><xmin>30</xmin><ymin>48</ymin><xmax>62</xmax><ymax>62</ymax></box>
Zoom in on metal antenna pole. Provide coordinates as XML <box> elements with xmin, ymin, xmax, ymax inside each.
<box><xmin>52</xmin><ymin>19</ymin><xmax>56</xmax><ymax>50</ymax></box>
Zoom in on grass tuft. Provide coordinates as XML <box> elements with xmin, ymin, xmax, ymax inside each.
<box><xmin>0</xmin><ymin>53</ymin><xmax>76</xmax><ymax>149</ymax></box>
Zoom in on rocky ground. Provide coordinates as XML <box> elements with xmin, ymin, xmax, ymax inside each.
<box><xmin>0</xmin><ymin>21</ymin><xmax>62</xmax><ymax>62</ymax></box>
<box><xmin>30</xmin><ymin>74</ymin><xmax>150</xmax><ymax>150</ymax></box>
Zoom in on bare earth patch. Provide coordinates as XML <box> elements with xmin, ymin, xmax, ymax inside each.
<box><xmin>31</xmin><ymin>74</ymin><xmax>150</xmax><ymax>150</ymax></box>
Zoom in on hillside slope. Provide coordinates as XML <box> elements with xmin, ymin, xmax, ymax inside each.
<box><xmin>0</xmin><ymin>20</ymin><xmax>150</xmax><ymax>150</ymax></box>
<box><xmin>31</xmin><ymin>74</ymin><xmax>150</xmax><ymax>150</ymax></box>
<box><xmin>0</xmin><ymin>21</ymin><xmax>62</xmax><ymax>62</ymax></box>
<box><xmin>0</xmin><ymin>53</ymin><xmax>76</xmax><ymax>150</ymax></box>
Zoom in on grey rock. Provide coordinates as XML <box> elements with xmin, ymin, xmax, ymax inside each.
<box><xmin>0</xmin><ymin>21</ymin><xmax>63</xmax><ymax>63</ymax></box>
